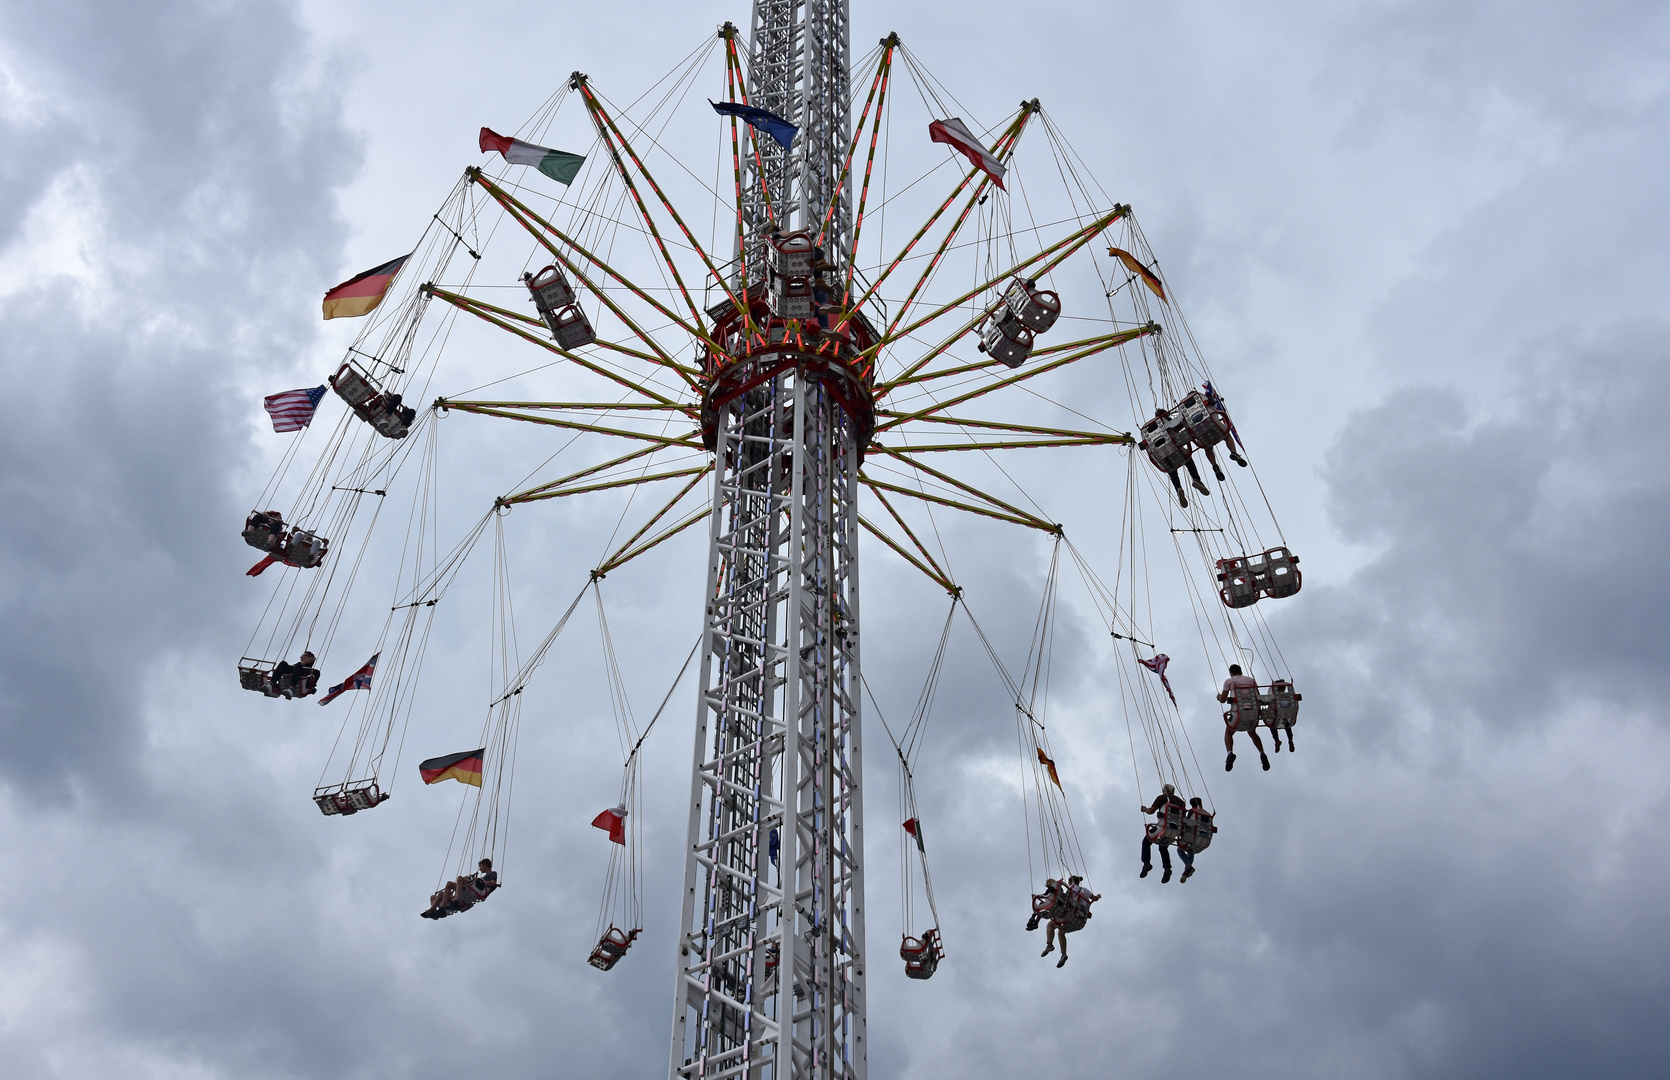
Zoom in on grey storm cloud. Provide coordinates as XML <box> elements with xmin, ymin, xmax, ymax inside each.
<box><xmin>1</xmin><ymin>1</ymin><xmax>1668</xmax><ymax>1078</ymax></box>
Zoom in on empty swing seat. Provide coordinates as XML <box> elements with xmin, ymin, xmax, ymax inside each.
<box><xmin>238</xmin><ymin>658</ymin><xmax>276</xmax><ymax>696</ymax></box>
<box><xmin>588</xmin><ymin>925</ymin><xmax>641</xmax><ymax>971</ymax></box>
<box><xmin>1003</xmin><ymin>278</ymin><xmax>1061</xmax><ymax>334</ymax></box>
<box><xmin>283</xmin><ymin>529</ymin><xmax>329</xmax><ymax>569</ymax></box>
<box><xmin>313</xmin><ymin>781</ymin><xmax>389</xmax><ymax>816</ymax></box>
<box><xmin>1215</xmin><ymin>555</ymin><xmax>1262</xmax><ymax>608</ymax></box>
<box><xmin>1177</xmin><ymin>807</ymin><xmax>1217</xmax><ymax>855</ymax></box>
<box><xmin>900</xmin><ymin>928</ymin><xmax>943</xmax><ymax>980</ymax></box>
<box><xmin>525</xmin><ymin>264</ymin><xmax>577</xmax><ymax>312</ymax></box>
<box><xmin>1255</xmin><ymin>546</ymin><xmax>1302</xmax><ymax>599</ymax></box>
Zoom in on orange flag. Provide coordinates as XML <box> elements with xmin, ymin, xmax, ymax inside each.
<box><xmin>1108</xmin><ymin>247</ymin><xmax>1166</xmax><ymax>302</ymax></box>
<box><xmin>1037</xmin><ymin>747</ymin><xmax>1062</xmax><ymax>789</ymax></box>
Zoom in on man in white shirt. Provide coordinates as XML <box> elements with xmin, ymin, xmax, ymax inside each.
<box><xmin>1216</xmin><ymin>664</ymin><xmax>1269</xmax><ymax>772</ymax></box>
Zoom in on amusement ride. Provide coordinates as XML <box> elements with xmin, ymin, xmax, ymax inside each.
<box><xmin>237</xmin><ymin>4</ymin><xmax>1302</xmax><ymax>1077</ymax></box>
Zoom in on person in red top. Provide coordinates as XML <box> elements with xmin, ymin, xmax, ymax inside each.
<box><xmin>1217</xmin><ymin>664</ymin><xmax>1269</xmax><ymax>772</ymax></box>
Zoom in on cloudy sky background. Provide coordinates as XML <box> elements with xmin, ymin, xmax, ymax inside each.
<box><xmin>2</xmin><ymin>0</ymin><xmax>1668</xmax><ymax>1077</ymax></box>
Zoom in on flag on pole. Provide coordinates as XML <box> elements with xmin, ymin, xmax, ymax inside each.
<box><xmin>322</xmin><ymin>255</ymin><xmax>409</xmax><ymax>320</ymax></box>
<box><xmin>903</xmin><ymin>817</ymin><xmax>925</xmax><ymax>853</ymax></box>
<box><xmin>591</xmin><ymin>805</ymin><xmax>628</xmax><ymax>845</ymax></box>
<box><xmin>262</xmin><ymin>385</ymin><xmax>327</xmax><ymax>433</ymax></box>
<box><xmin>709</xmin><ymin>101</ymin><xmax>797</xmax><ymax>151</ymax></box>
<box><xmin>1037</xmin><ymin>747</ymin><xmax>1062</xmax><ymax>789</ymax></box>
<box><xmin>318</xmin><ymin>653</ymin><xmax>379</xmax><ymax>705</ymax></box>
<box><xmin>478</xmin><ymin>127</ymin><xmax>586</xmax><ymax>184</ymax></box>
<box><xmin>419</xmin><ymin>747</ymin><xmax>486</xmax><ymax>787</ymax></box>
<box><xmin>1108</xmin><ymin>246</ymin><xmax>1167</xmax><ymax>302</ymax></box>
<box><xmin>1138</xmin><ymin>652</ymin><xmax>1177</xmax><ymax>706</ymax></box>
<box><xmin>929</xmin><ymin>117</ymin><xmax>1006</xmax><ymax>190</ymax></box>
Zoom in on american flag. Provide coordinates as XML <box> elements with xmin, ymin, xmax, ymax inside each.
<box><xmin>263</xmin><ymin>385</ymin><xmax>327</xmax><ymax>433</ymax></box>
<box><xmin>1138</xmin><ymin>653</ymin><xmax>1177</xmax><ymax>706</ymax></box>
<box><xmin>319</xmin><ymin>653</ymin><xmax>378</xmax><ymax>706</ymax></box>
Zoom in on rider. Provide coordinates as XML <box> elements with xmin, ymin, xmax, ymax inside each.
<box><xmin>1144</xmin><ymin>406</ymin><xmax>1211</xmax><ymax>506</ymax></box>
<box><xmin>1217</xmin><ymin>664</ymin><xmax>1269</xmax><ymax>772</ymax></box>
<box><xmin>1177</xmin><ymin>797</ymin><xmax>1209</xmax><ymax>883</ymax></box>
<box><xmin>1040</xmin><ymin>874</ymin><xmax>1099</xmax><ymax>968</ymax></box>
<box><xmin>1140</xmin><ymin>783</ymin><xmax>1186</xmax><ymax>882</ymax></box>
<box><xmin>422</xmin><ymin>858</ymin><xmax>499</xmax><ymax>919</ymax></box>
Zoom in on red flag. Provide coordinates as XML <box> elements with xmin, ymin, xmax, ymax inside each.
<box><xmin>929</xmin><ymin>117</ymin><xmax>1006</xmax><ymax>190</ymax></box>
<box><xmin>592</xmin><ymin>805</ymin><xmax>627</xmax><ymax>845</ymax></box>
<box><xmin>1037</xmin><ymin>747</ymin><xmax>1062</xmax><ymax>789</ymax></box>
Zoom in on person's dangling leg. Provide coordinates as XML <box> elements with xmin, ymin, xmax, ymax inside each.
<box><xmin>1185</xmin><ymin>457</ymin><xmax>1210</xmax><ymax>497</ymax></box>
<box><xmin>1247</xmin><ymin>728</ymin><xmax>1270</xmax><ymax>770</ymax></box>
<box><xmin>1167</xmin><ymin>468</ymin><xmax>1189</xmax><ymax>508</ymax></box>
<box><xmin>1203</xmin><ymin>444</ymin><xmax>1227</xmax><ymax>482</ymax></box>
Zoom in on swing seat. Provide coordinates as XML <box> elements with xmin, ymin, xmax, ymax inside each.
<box><xmin>1177</xmin><ymin>807</ymin><xmax>1217</xmax><ymax>855</ymax></box>
<box><xmin>1146</xmin><ymin>801</ymin><xmax>1183</xmax><ymax>844</ymax></box>
<box><xmin>1003</xmin><ymin>278</ymin><xmax>1061</xmax><ymax>333</ymax></box>
<box><xmin>1266</xmin><ymin>680</ymin><xmax>1301</xmax><ymax>729</ymax></box>
<box><xmin>1225</xmin><ymin>689</ymin><xmax>1262</xmax><ymax>732</ymax></box>
<box><xmin>1256</xmin><ymin>546</ymin><xmax>1302</xmax><ymax>599</ymax></box>
<box><xmin>282</xmin><ymin>528</ymin><xmax>330</xmax><ymax>569</ymax></box>
<box><xmin>767</xmin><ymin>230</ymin><xmax>815</xmax><ymax>277</ymax></box>
<box><xmin>238</xmin><ymin>658</ymin><xmax>276</xmax><ymax>696</ymax></box>
<box><xmin>525</xmin><ymin>264</ymin><xmax>577</xmax><ymax>312</ymax></box>
<box><xmin>331</xmin><ymin>362</ymin><xmax>413</xmax><ymax>440</ymax></box>
<box><xmin>1139</xmin><ymin>412</ymin><xmax>1194</xmax><ymax>474</ymax></box>
<box><xmin>901</xmin><ymin>928</ymin><xmax>943</xmax><ymax>980</ymax></box>
<box><xmin>588</xmin><ymin>926</ymin><xmax>641</xmax><ymax>971</ymax></box>
<box><xmin>770</xmin><ymin>273</ymin><xmax>815</xmax><ymax>319</ymax></box>
<box><xmin>1174</xmin><ymin>390</ymin><xmax>1232</xmax><ymax>450</ymax></box>
<box><xmin>271</xmin><ymin>665</ymin><xmax>318</xmax><ymax>699</ymax></box>
<box><xmin>241</xmin><ymin>510</ymin><xmax>286</xmax><ymax>552</ymax></box>
<box><xmin>547</xmin><ymin>302</ymin><xmax>598</xmax><ymax>350</ymax></box>
<box><xmin>313</xmin><ymin>781</ymin><xmax>388</xmax><ymax>816</ymax></box>
<box><xmin>979</xmin><ymin>310</ymin><xmax>1034</xmax><ymax>368</ymax></box>
<box><xmin>1215</xmin><ymin>555</ymin><xmax>1262</xmax><ymax>608</ymax></box>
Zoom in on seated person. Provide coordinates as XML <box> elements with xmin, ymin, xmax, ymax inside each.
<box><xmin>271</xmin><ymin>651</ymin><xmax>317</xmax><ymax>698</ymax></box>
<box><xmin>421</xmin><ymin>858</ymin><xmax>499</xmax><ymax>919</ymax></box>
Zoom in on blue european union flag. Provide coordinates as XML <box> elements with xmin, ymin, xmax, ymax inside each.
<box><xmin>710</xmin><ymin>100</ymin><xmax>797</xmax><ymax>151</ymax></box>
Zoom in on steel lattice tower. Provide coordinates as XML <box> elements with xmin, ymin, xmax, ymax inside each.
<box><xmin>671</xmin><ymin>3</ymin><xmax>865</xmax><ymax>1078</ymax></box>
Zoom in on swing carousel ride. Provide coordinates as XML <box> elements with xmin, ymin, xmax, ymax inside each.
<box><xmin>237</xmin><ymin>6</ymin><xmax>1301</xmax><ymax>1078</ymax></box>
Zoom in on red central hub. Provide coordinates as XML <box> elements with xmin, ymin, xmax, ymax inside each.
<box><xmin>698</xmin><ymin>284</ymin><xmax>881</xmax><ymax>454</ymax></box>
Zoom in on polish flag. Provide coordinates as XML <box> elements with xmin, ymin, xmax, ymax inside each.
<box><xmin>929</xmin><ymin>117</ymin><xmax>1006</xmax><ymax>190</ymax></box>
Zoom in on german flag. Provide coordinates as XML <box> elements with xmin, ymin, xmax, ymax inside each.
<box><xmin>322</xmin><ymin>254</ymin><xmax>409</xmax><ymax>320</ymax></box>
<box><xmin>419</xmin><ymin>748</ymin><xmax>485</xmax><ymax>787</ymax></box>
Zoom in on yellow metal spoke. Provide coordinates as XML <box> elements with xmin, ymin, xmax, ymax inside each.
<box><xmin>468</xmin><ymin>170</ymin><xmax>726</xmax><ymax>364</ymax></box>
<box><xmin>865</xmin><ymin>482</ymin><xmax>954</xmax><ymax>589</ymax></box>
<box><xmin>502</xmin><ymin>463</ymin><xmax>710</xmax><ymax>505</ymax></box>
<box><xmin>874</xmin><ymin>205</ymin><xmax>1132</xmax><ymax>384</ymax></box>
<box><xmin>594</xmin><ymin>465</ymin><xmax>713</xmax><ymax>572</ymax></box>
<box><xmin>870</xmin><ymin>447</ymin><xmax>1057</xmax><ymax>531</ymax></box>
<box><xmin>439</xmin><ymin>400</ymin><xmax>701</xmax><ymax>446</ymax></box>
<box><xmin>860</xmin><ymin>472</ymin><xmax>1058</xmax><ymax>534</ymax></box>
<box><xmin>595</xmin><ymin>504</ymin><xmax>713</xmax><ymax>577</ymax></box>
<box><xmin>425</xmin><ymin>285</ymin><xmax>687</xmax><ymax>406</ymax></box>
<box><xmin>858</xmin><ymin>514</ymin><xmax>958</xmax><ymax>596</ymax></box>
<box><xmin>876</xmin><ymin>329</ymin><xmax>1147</xmax><ymax>395</ymax></box>
<box><xmin>875</xmin><ymin>323</ymin><xmax>1158</xmax><ymax>430</ymax></box>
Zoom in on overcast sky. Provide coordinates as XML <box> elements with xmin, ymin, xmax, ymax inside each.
<box><xmin>2</xmin><ymin>1</ymin><xmax>1668</xmax><ymax>1077</ymax></box>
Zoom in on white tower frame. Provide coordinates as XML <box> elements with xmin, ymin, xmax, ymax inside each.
<box><xmin>671</xmin><ymin>3</ymin><xmax>865</xmax><ymax>1078</ymax></box>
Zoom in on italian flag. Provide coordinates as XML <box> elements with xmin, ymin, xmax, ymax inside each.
<box><xmin>479</xmin><ymin>127</ymin><xmax>585</xmax><ymax>185</ymax></box>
